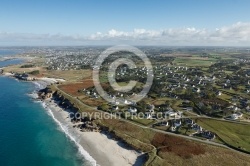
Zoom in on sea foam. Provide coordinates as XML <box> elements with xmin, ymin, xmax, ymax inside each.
<box><xmin>41</xmin><ymin>102</ymin><xmax>98</xmax><ymax>166</ymax></box>
<box><xmin>31</xmin><ymin>81</ymin><xmax>98</xmax><ymax>166</ymax></box>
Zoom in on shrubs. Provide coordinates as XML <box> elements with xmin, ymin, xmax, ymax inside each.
<box><xmin>151</xmin><ymin>133</ymin><xmax>206</xmax><ymax>159</ymax></box>
<box><xmin>29</xmin><ymin>70</ymin><xmax>40</xmax><ymax>75</ymax></box>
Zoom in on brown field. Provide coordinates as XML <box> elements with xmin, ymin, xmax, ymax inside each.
<box><xmin>44</xmin><ymin>69</ymin><xmax>92</xmax><ymax>81</ymax></box>
<box><xmin>58</xmin><ymin>79</ymin><xmax>94</xmax><ymax>96</ymax></box>
<box><xmin>3</xmin><ymin>64</ymin><xmax>44</xmax><ymax>74</ymax></box>
<box><xmin>152</xmin><ymin>133</ymin><xmax>206</xmax><ymax>158</ymax></box>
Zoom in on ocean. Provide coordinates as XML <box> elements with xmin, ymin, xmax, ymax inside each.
<box><xmin>0</xmin><ymin>49</ymin><xmax>24</xmax><ymax>67</ymax></box>
<box><xmin>0</xmin><ymin>56</ymin><xmax>92</xmax><ymax>166</ymax></box>
<box><xmin>0</xmin><ymin>59</ymin><xmax>24</xmax><ymax>68</ymax></box>
<box><xmin>0</xmin><ymin>49</ymin><xmax>21</xmax><ymax>57</ymax></box>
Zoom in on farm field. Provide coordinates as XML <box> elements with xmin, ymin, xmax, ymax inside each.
<box><xmin>173</xmin><ymin>57</ymin><xmax>218</xmax><ymax>67</ymax></box>
<box><xmin>58</xmin><ymin>79</ymin><xmax>94</xmax><ymax>96</ymax></box>
<box><xmin>196</xmin><ymin>118</ymin><xmax>250</xmax><ymax>152</ymax></box>
<box><xmin>44</xmin><ymin>69</ymin><xmax>92</xmax><ymax>81</ymax></box>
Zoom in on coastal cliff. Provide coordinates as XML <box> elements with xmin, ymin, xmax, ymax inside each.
<box><xmin>39</xmin><ymin>88</ymin><xmax>102</xmax><ymax>132</ymax></box>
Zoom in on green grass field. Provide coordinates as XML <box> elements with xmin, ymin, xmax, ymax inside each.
<box><xmin>130</xmin><ymin>118</ymin><xmax>155</xmax><ymax>126</ymax></box>
<box><xmin>196</xmin><ymin>118</ymin><xmax>250</xmax><ymax>152</ymax></box>
<box><xmin>173</xmin><ymin>57</ymin><xmax>218</xmax><ymax>67</ymax></box>
<box><xmin>217</xmin><ymin>93</ymin><xmax>231</xmax><ymax>101</ymax></box>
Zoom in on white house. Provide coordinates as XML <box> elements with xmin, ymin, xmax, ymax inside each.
<box><xmin>230</xmin><ymin>113</ymin><xmax>240</xmax><ymax>120</ymax></box>
<box><xmin>128</xmin><ymin>107</ymin><xmax>137</xmax><ymax>113</ymax></box>
<box><xmin>145</xmin><ymin>112</ymin><xmax>152</xmax><ymax>119</ymax></box>
<box><xmin>165</xmin><ymin>111</ymin><xmax>177</xmax><ymax>117</ymax></box>
<box><xmin>112</xmin><ymin>106</ymin><xmax>119</xmax><ymax>111</ymax></box>
<box><xmin>216</xmin><ymin>91</ymin><xmax>222</xmax><ymax>96</ymax></box>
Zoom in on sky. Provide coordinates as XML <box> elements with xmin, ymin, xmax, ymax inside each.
<box><xmin>1</xmin><ymin>0</ymin><xmax>250</xmax><ymax>46</ymax></box>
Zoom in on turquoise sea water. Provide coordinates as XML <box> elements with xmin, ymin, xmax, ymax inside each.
<box><xmin>0</xmin><ymin>60</ymin><xmax>88</xmax><ymax>166</ymax></box>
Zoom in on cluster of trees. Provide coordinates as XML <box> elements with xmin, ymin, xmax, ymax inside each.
<box><xmin>20</xmin><ymin>64</ymin><xmax>34</xmax><ymax>68</ymax></box>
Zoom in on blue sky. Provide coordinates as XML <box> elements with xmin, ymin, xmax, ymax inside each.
<box><xmin>1</xmin><ymin>0</ymin><xmax>250</xmax><ymax>46</ymax></box>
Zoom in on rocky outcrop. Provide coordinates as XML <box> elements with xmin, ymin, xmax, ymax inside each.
<box><xmin>51</xmin><ymin>91</ymin><xmax>100</xmax><ymax>132</ymax></box>
<box><xmin>38</xmin><ymin>87</ymin><xmax>53</xmax><ymax>99</ymax></box>
<box><xmin>73</xmin><ymin>119</ymin><xmax>100</xmax><ymax>132</ymax></box>
<box><xmin>52</xmin><ymin>91</ymin><xmax>79</xmax><ymax>113</ymax></box>
<box><xmin>14</xmin><ymin>73</ymin><xmax>36</xmax><ymax>81</ymax></box>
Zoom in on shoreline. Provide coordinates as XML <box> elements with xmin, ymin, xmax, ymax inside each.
<box><xmin>32</xmin><ymin>81</ymin><xmax>144</xmax><ymax>166</ymax></box>
<box><xmin>0</xmin><ymin>58</ymin><xmax>145</xmax><ymax>166</ymax></box>
<box><xmin>42</xmin><ymin>101</ymin><xmax>97</xmax><ymax>166</ymax></box>
<box><xmin>41</xmin><ymin>98</ymin><xmax>144</xmax><ymax>166</ymax></box>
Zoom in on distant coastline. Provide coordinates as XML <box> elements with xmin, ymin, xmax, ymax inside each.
<box><xmin>0</xmin><ymin>57</ymin><xmax>16</xmax><ymax>62</ymax></box>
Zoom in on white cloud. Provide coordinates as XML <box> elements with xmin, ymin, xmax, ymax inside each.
<box><xmin>1</xmin><ymin>22</ymin><xmax>250</xmax><ymax>46</ymax></box>
<box><xmin>211</xmin><ymin>22</ymin><xmax>250</xmax><ymax>41</ymax></box>
<box><xmin>88</xmin><ymin>22</ymin><xmax>250</xmax><ymax>45</ymax></box>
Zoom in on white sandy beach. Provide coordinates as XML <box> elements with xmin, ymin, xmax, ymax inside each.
<box><xmin>43</xmin><ymin>99</ymin><xmax>145</xmax><ymax>166</ymax></box>
<box><xmin>33</xmin><ymin>77</ymin><xmax>65</xmax><ymax>89</ymax></box>
<box><xmin>37</xmin><ymin>77</ymin><xmax>65</xmax><ymax>84</ymax></box>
